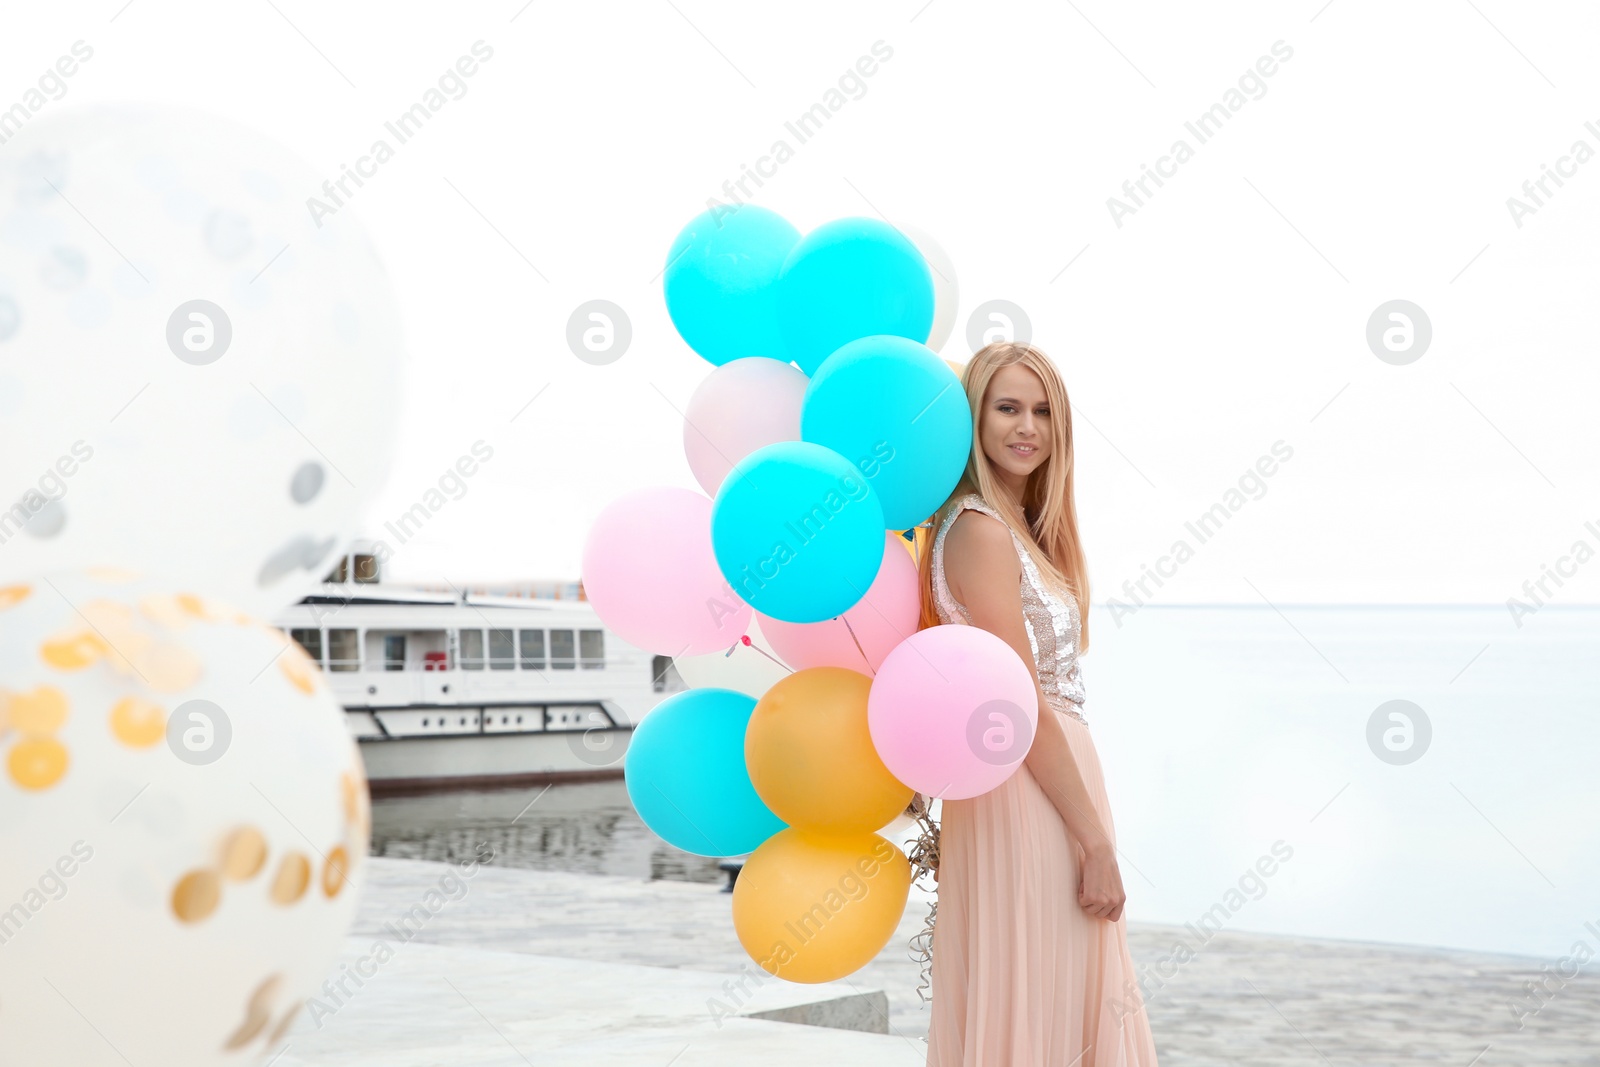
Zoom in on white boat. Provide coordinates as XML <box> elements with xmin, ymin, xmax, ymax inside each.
<box><xmin>271</xmin><ymin>544</ymin><xmax>685</xmax><ymax>792</ymax></box>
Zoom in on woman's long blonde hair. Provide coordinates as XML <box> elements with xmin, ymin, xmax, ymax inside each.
<box><xmin>915</xmin><ymin>341</ymin><xmax>1091</xmax><ymax>651</ymax></box>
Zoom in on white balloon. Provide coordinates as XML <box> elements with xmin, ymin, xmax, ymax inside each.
<box><xmin>0</xmin><ymin>104</ymin><xmax>404</xmax><ymax>617</ymax></box>
<box><xmin>673</xmin><ymin>614</ymin><xmax>792</xmax><ymax>698</ymax></box>
<box><xmin>682</xmin><ymin>357</ymin><xmax>807</xmax><ymax>496</ymax></box>
<box><xmin>0</xmin><ymin>569</ymin><xmax>366</xmax><ymax>1065</ymax></box>
<box><xmin>898</xmin><ymin>224</ymin><xmax>959</xmax><ymax>353</ymax></box>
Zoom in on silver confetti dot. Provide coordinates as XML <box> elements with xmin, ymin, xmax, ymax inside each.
<box><xmin>24</xmin><ymin>499</ymin><xmax>65</xmax><ymax>539</ymax></box>
<box><xmin>0</xmin><ymin>296</ymin><xmax>19</xmax><ymax>342</ymax></box>
<box><xmin>290</xmin><ymin>461</ymin><xmax>325</xmax><ymax>504</ymax></box>
<box><xmin>204</xmin><ymin>209</ymin><xmax>254</xmax><ymax>261</ymax></box>
<box><xmin>40</xmin><ymin>246</ymin><xmax>87</xmax><ymax>291</ymax></box>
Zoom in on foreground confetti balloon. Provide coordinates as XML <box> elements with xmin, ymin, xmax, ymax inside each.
<box><xmin>0</xmin><ymin>103</ymin><xmax>404</xmax><ymax>618</ymax></box>
<box><xmin>0</xmin><ymin>569</ymin><xmax>368</xmax><ymax>1065</ymax></box>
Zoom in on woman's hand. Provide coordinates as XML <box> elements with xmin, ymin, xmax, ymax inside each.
<box><xmin>1077</xmin><ymin>841</ymin><xmax>1125</xmax><ymax>922</ymax></box>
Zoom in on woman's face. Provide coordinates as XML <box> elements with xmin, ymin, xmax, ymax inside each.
<box><xmin>979</xmin><ymin>362</ymin><xmax>1052</xmax><ymax>494</ymax></box>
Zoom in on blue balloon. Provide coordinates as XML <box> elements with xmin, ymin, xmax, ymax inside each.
<box><xmin>776</xmin><ymin>217</ymin><xmax>935</xmax><ymax>376</ymax></box>
<box><xmin>624</xmin><ymin>688</ymin><xmax>786</xmax><ymax>857</ymax></box>
<box><xmin>711</xmin><ymin>441</ymin><xmax>886</xmax><ymax>623</ymax></box>
<box><xmin>802</xmin><ymin>335</ymin><xmax>973</xmax><ymax>530</ymax></box>
<box><xmin>664</xmin><ymin>205</ymin><xmax>800</xmax><ymax>366</ymax></box>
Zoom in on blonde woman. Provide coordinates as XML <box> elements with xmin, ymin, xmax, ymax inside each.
<box><xmin>918</xmin><ymin>342</ymin><xmax>1158</xmax><ymax>1065</ymax></box>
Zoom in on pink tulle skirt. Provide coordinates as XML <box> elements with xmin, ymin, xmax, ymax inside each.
<box><xmin>926</xmin><ymin>708</ymin><xmax>1159</xmax><ymax>1066</ymax></box>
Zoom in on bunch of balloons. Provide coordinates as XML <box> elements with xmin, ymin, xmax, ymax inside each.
<box><xmin>0</xmin><ymin>104</ymin><xmax>398</xmax><ymax>1064</ymax></box>
<box><xmin>585</xmin><ymin>205</ymin><xmax>1043</xmax><ymax>984</ymax></box>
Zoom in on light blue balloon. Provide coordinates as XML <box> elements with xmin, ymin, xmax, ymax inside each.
<box><xmin>664</xmin><ymin>205</ymin><xmax>800</xmax><ymax>366</ymax></box>
<box><xmin>711</xmin><ymin>440</ymin><xmax>886</xmax><ymax>623</ymax></box>
<box><xmin>624</xmin><ymin>687</ymin><xmax>786</xmax><ymax>857</ymax></box>
<box><xmin>802</xmin><ymin>335</ymin><xmax>973</xmax><ymax>530</ymax></box>
<box><xmin>776</xmin><ymin>217</ymin><xmax>935</xmax><ymax>376</ymax></box>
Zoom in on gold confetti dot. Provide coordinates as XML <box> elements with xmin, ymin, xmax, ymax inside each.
<box><xmin>5</xmin><ymin>686</ymin><xmax>68</xmax><ymax>735</ymax></box>
<box><xmin>0</xmin><ymin>585</ymin><xmax>30</xmax><ymax>610</ymax></box>
<box><xmin>265</xmin><ymin>1002</ymin><xmax>301</xmax><ymax>1046</ymax></box>
<box><xmin>97</xmin><ymin>629</ymin><xmax>155</xmax><ymax>678</ymax></box>
<box><xmin>221</xmin><ymin>1004</ymin><xmax>271</xmax><ymax>1051</ymax></box>
<box><xmin>7</xmin><ymin>738</ymin><xmax>68</xmax><ymax>790</ymax></box>
<box><xmin>341</xmin><ymin>772</ymin><xmax>360</xmax><ymax>824</ymax></box>
<box><xmin>321</xmin><ymin>846</ymin><xmax>350</xmax><ymax>898</ymax></box>
<box><xmin>171</xmin><ymin>869</ymin><xmax>221</xmax><ymax>923</ymax></box>
<box><xmin>177</xmin><ymin>593</ymin><xmax>248</xmax><ymax>624</ymax></box>
<box><xmin>129</xmin><ymin>642</ymin><xmax>202</xmax><ymax>693</ymax></box>
<box><xmin>249</xmin><ymin>974</ymin><xmax>283</xmax><ymax>1014</ymax></box>
<box><xmin>86</xmin><ymin>567</ymin><xmax>141</xmax><ymax>583</ymax></box>
<box><xmin>222</xmin><ymin>971</ymin><xmax>284</xmax><ymax>1049</ymax></box>
<box><xmin>138</xmin><ymin>594</ymin><xmax>192</xmax><ymax>629</ymax></box>
<box><xmin>270</xmin><ymin>854</ymin><xmax>310</xmax><ymax>905</ymax></box>
<box><xmin>41</xmin><ymin>629</ymin><xmax>108</xmax><ymax>671</ymax></box>
<box><xmin>220</xmin><ymin>828</ymin><xmax>268</xmax><ymax>882</ymax></box>
<box><xmin>79</xmin><ymin>599</ymin><xmax>137</xmax><ymax>634</ymax></box>
<box><xmin>173</xmin><ymin>593</ymin><xmax>204</xmax><ymax>615</ymax></box>
<box><xmin>279</xmin><ymin>647</ymin><xmax>318</xmax><ymax>696</ymax></box>
<box><xmin>109</xmin><ymin>696</ymin><xmax>165</xmax><ymax>748</ymax></box>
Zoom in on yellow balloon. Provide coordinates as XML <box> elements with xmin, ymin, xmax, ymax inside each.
<box><xmin>732</xmin><ymin>827</ymin><xmax>911</xmax><ymax>983</ymax></box>
<box><xmin>746</xmin><ymin>667</ymin><xmax>912</xmax><ymax>832</ymax></box>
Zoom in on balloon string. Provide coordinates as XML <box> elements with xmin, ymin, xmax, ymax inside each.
<box><xmin>839</xmin><ymin>614</ymin><xmax>874</xmax><ymax>676</ymax></box>
<box><xmin>737</xmin><ymin>634</ymin><xmax>793</xmax><ymax>672</ymax></box>
<box><xmin>904</xmin><ymin>791</ymin><xmax>941</xmax><ymax>1004</ymax></box>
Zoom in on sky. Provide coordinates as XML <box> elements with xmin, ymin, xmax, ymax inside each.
<box><xmin>5</xmin><ymin>0</ymin><xmax>1598</xmax><ymax>605</ymax></box>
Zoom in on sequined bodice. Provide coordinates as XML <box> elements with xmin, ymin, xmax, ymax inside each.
<box><xmin>931</xmin><ymin>493</ymin><xmax>1088</xmax><ymax>724</ymax></box>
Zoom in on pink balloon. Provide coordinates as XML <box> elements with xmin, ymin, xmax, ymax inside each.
<box><xmin>683</xmin><ymin>357</ymin><xmax>807</xmax><ymax>495</ymax></box>
<box><xmin>582</xmin><ymin>487</ymin><xmax>751</xmax><ymax>656</ymax></box>
<box><xmin>758</xmin><ymin>532</ymin><xmax>919</xmax><ymax>673</ymax></box>
<box><xmin>867</xmin><ymin>624</ymin><xmax>1039</xmax><ymax>799</ymax></box>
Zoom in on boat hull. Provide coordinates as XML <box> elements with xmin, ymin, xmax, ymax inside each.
<box><xmin>357</xmin><ymin>726</ymin><xmax>633</xmax><ymax>794</ymax></box>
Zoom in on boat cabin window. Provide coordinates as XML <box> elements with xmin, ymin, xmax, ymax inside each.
<box><xmin>353</xmin><ymin>554</ymin><xmax>379</xmax><ymax>583</ymax></box>
<box><xmin>290</xmin><ymin>628</ymin><xmax>323</xmax><ymax>665</ymax></box>
<box><xmin>358</xmin><ymin>629</ymin><xmax>448</xmax><ymax>671</ymax></box>
<box><xmin>489</xmin><ymin>629</ymin><xmax>515</xmax><ymax>670</ymax></box>
<box><xmin>579</xmin><ymin>629</ymin><xmax>604</xmax><ymax>669</ymax></box>
<box><xmin>323</xmin><ymin>557</ymin><xmax>349</xmax><ymax>584</ymax></box>
<box><xmin>328</xmin><ymin>628</ymin><xmax>360</xmax><ymax>672</ymax></box>
<box><xmin>458</xmin><ymin>629</ymin><xmax>485</xmax><ymax>670</ymax></box>
<box><xmin>550</xmin><ymin>629</ymin><xmax>575</xmax><ymax>669</ymax></box>
<box><xmin>457</xmin><ymin>629</ymin><xmax>517</xmax><ymax>670</ymax></box>
<box><xmin>519</xmin><ymin>629</ymin><xmax>545</xmax><ymax>670</ymax></box>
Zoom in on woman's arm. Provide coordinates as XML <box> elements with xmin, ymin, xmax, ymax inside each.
<box><xmin>943</xmin><ymin>509</ymin><xmax>1126</xmax><ymax>921</ymax></box>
